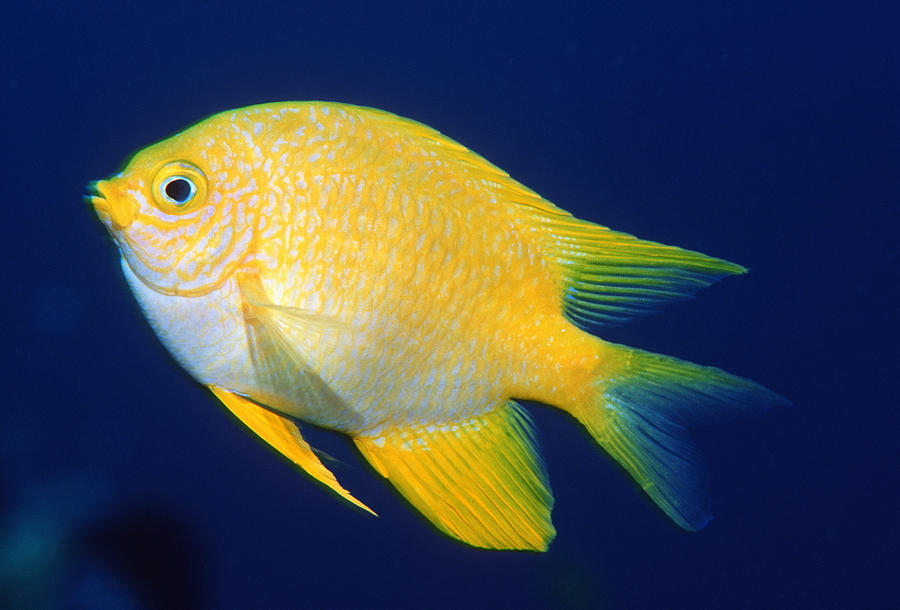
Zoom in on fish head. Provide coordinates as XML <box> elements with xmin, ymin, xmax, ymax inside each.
<box><xmin>89</xmin><ymin>116</ymin><xmax>258</xmax><ymax>296</ymax></box>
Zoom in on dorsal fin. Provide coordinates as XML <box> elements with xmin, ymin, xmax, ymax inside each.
<box><xmin>531</xmin><ymin>215</ymin><xmax>746</xmax><ymax>326</ymax></box>
<box><xmin>353</xmin><ymin>106</ymin><xmax>744</xmax><ymax>327</ymax></box>
<box><xmin>350</xmin><ymin>104</ymin><xmax>570</xmax><ymax>217</ymax></box>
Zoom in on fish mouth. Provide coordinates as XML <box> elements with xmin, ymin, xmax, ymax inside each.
<box><xmin>86</xmin><ymin>179</ymin><xmax>135</xmax><ymax>229</ymax></box>
<box><xmin>86</xmin><ymin>181</ymin><xmax>110</xmax><ymax>218</ymax></box>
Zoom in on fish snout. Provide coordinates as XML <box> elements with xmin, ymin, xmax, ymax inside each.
<box><xmin>88</xmin><ymin>179</ymin><xmax>137</xmax><ymax>229</ymax></box>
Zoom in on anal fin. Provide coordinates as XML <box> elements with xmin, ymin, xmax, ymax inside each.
<box><xmin>210</xmin><ymin>386</ymin><xmax>376</xmax><ymax>516</ymax></box>
<box><xmin>354</xmin><ymin>401</ymin><xmax>554</xmax><ymax>551</ymax></box>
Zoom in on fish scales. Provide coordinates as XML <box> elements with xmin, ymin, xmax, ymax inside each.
<box><xmin>90</xmin><ymin>101</ymin><xmax>786</xmax><ymax>551</ymax></box>
<box><xmin>248</xmin><ymin>113</ymin><xmax>565</xmax><ymax>429</ymax></box>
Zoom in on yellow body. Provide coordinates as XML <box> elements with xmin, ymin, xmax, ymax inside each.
<box><xmin>91</xmin><ymin>102</ymin><xmax>784</xmax><ymax>550</ymax></box>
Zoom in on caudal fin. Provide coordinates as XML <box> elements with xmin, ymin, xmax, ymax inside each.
<box><xmin>571</xmin><ymin>343</ymin><xmax>788</xmax><ymax>530</ymax></box>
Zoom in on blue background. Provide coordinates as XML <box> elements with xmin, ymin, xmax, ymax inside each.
<box><xmin>2</xmin><ymin>1</ymin><xmax>897</xmax><ymax>608</ymax></box>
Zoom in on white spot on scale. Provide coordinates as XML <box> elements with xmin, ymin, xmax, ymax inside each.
<box><xmin>129</xmin><ymin>190</ymin><xmax>149</xmax><ymax>208</ymax></box>
<box><xmin>309</xmin><ymin>152</ymin><xmax>321</xmax><ymax>163</ymax></box>
<box><xmin>253</xmin><ymin>122</ymin><xmax>263</xmax><ymax>135</ymax></box>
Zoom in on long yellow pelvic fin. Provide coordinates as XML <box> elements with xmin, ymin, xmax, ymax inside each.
<box><xmin>354</xmin><ymin>401</ymin><xmax>554</xmax><ymax>551</ymax></box>
<box><xmin>210</xmin><ymin>386</ymin><xmax>376</xmax><ymax>516</ymax></box>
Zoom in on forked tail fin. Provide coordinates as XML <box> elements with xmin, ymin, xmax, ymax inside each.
<box><xmin>570</xmin><ymin>342</ymin><xmax>788</xmax><ymax>530</ymax></box>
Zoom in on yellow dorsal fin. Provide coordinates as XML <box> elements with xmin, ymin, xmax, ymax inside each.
<box><xmin>353</xmin><ymin>104</ymin><xmax>569</xmax><ymax>217</ymax></box>
<box><xmin>349</xmin><ymin>106</ymin><xmax>745</xmax><ymax>327</ymax></box>
<box><xmin>354</xmin><ymin>401</ymin><xmax>554</xmax><ymax>551</ymax></box>
<box><xmin>210</xmin><ymin>386</ymin><xmax>376</xmax><ymax>516</ymax></box>
<box><xmin>532</xmin><ymin>215</ymin><xmax>747</xmax><ymax>326</ymax></box>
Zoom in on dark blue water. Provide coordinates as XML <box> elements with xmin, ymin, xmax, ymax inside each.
<box><xmin>3</xmin><ymin>2</ymin><xmax>896</xmax><ymax>608</ymax></box>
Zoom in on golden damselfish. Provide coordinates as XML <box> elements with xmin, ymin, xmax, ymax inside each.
<box><xmin>90</xmin><ymin>102</ymin><xmax>785</xmax><ymax>551</ymax></box>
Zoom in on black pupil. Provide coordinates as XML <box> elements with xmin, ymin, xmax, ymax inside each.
<box><xmin>165</xmin><ymin>178</ymin><xmax>192</xmax><ymax>203</ymax></box>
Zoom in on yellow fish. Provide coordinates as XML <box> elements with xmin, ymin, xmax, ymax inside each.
<box><xmin>89</xmin><ymin>102</ymin><xmax>785</xmax><ymax>551</ymax></box>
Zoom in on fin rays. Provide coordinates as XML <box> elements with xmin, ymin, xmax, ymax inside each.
<box><xmin>210</xmin><ymin>387</ymin><xmax>376</xmax><ymax>515</ymax></box>
<box><xmin>571</xmin><ymin>343</ymin><xmax>789</xmax><ymax>530</ymax></box>
<box><xmin>237</xmin><ymin>272</ymin><xmax>363</xmax><ymax>429</ymax></box>
<box><xmin>355</xmin><ymin>402</ymin><xmax>555</xmax><ymax>551</ymax></box>
<box><xmin>533</xmin><ymin>217</ymin><xmax>747</xmax><ymax>326</ymax></box>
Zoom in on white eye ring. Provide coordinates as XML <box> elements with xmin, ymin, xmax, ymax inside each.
<box><xmin>160</xmin><ymin>175</ymin><xmax>196</xmax><ymax>206</ymax></box>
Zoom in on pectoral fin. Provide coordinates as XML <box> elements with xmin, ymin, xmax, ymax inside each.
<box><xmin>237</xmin><ymin>272</ymin><xmax>362</xmax><ymax>429</ymax></box>
<box><xmin>354</xmin><ymin>401</ymin><xmax>554</xmax><ymax>551</ymax></box>
<box><xmin>211</xmin><ymin>386</ymin><xmax>376</xmax><ymax>516</ymax></box>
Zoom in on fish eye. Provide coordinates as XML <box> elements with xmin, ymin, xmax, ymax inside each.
<box><xmin>151</xmin><ymin>161</ymin><xmax>207</xmax><ymax>214</ymax></box>
<box><xmin>161</xmin><ymin>176</ymin><xmax>196</xmax><ymax>205</ymax></box>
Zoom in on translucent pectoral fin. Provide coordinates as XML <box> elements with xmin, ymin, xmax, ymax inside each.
<box><xmin>210</xmin><ymin>386</ymin><xmax>376</xmax><ymax>516</ymax></box>
<box><xmin>236</xmin><ymin>272</ymin><xmax>361</xmax><ymax>429</ymax></box>
<box><xmin>354</xmin><ymin>401</ymin><xmax>555</xmax><ymax>551</ymax></box>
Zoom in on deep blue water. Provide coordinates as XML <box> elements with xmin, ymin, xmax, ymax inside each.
<box><xmin>2</xmin><ymin>1</ymin><xmax>897</xmax><ymax>608</ymax></box>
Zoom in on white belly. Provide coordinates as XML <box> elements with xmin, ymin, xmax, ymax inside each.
<box><xmin>122</xmin><ymin>257</ymin><xmax>506</xmax><ymax>434</ymax></box>
<box><xmin>121</xmin><ymin>257</ymin><xmax>368</xmax><ymax>430</ymax></box>
<box><xmin>121</xmin><ymin>257</ymin><xmax>256</xmax><ymax>395</ymax></box>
